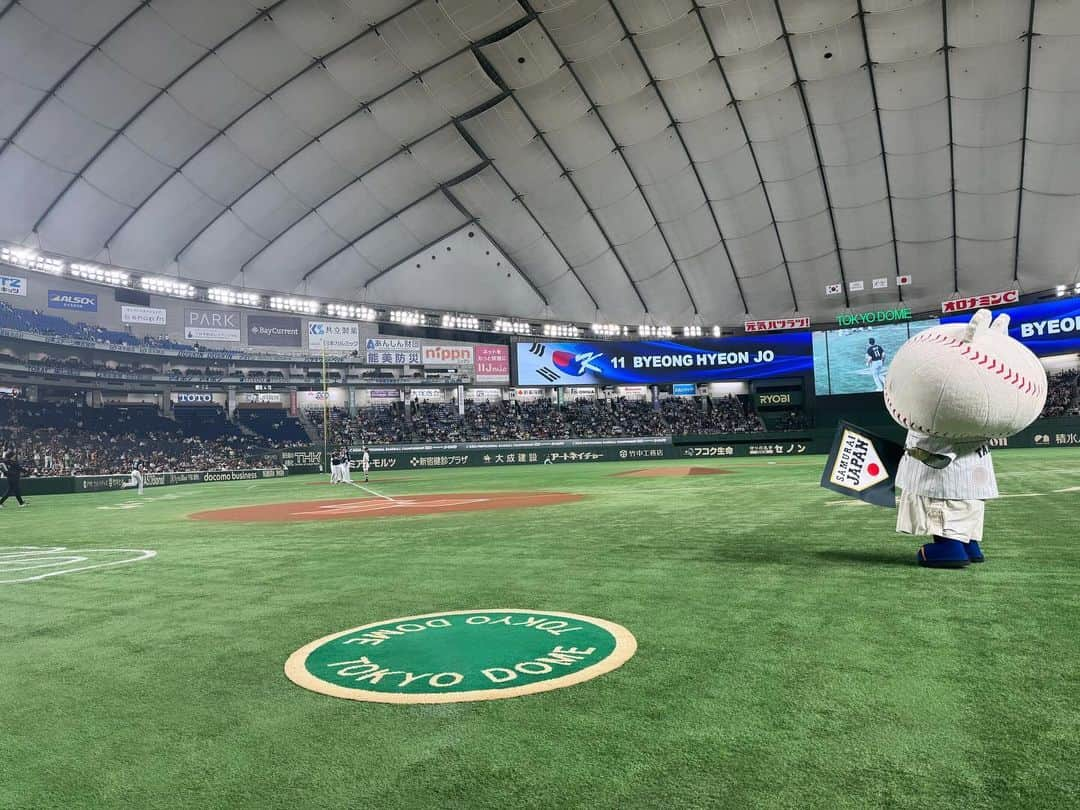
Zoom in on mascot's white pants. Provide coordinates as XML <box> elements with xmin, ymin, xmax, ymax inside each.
<box><xmin>896</xmin><ymin>490</ymin><xmax>984</xmax><ymax>542</ymax></box>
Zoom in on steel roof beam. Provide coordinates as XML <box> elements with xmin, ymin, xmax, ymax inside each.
<box><xmin>451</xmin><ymin>118</ymin><xmax>598</xmax><ymax>309</ymax></box>
<box><xmin>689</xmin><ymin>2</ymin><xmax>799</xmax><ymax>312</ymax></box>
<box><xmin>101</xmin><ymin>1</ymin><xmax>431</xmax><ymax>251</ymax></box>
<box><xmin>773</xmin><ymin>0</ymin><xmax>850</xmax><ymax>308</ymax></box>
<box><xmin>942</xmin><ymin>0</ymin><xmax>959</xmax><ymax>291</ymax></box>
<box><xmin>0</xmin><ymin>2</ymin><xmax>151</xmax><ymax>164</ymax></box>
<box><xmin>856</xmin><ymin>1</ymin><xmax>903</xmax><ymax>303</ymax></box>
<box><xmin>300</xmin><ymin>161</ymin><xmax>490</xmax><ymax>282</ymax></box>
<box><xmin>440</xmin><ymin>187</ymin><xmax>549</xmax><ymax>305</ymax></box>
<box><xmin>604</xmin><ymin>0</ymin><xmax>748</xmax><ymax>315</ymax></box>
<box><xmin>31</xmin><ymin>0</ymin><xmax>298</xmax><ymax>234</ymax></box>
<box><xmin>520</xmin><ymin>1</ymin><xmax>694</xmax><ymax>315</ymax></box>
<box><xmin>1013</xmin><ymin>0</ymin><xmax>1038</xmax><ymax>283</ymax></box>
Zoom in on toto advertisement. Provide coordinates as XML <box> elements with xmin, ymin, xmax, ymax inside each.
<box><xmin>247</xmin><ymin>314</ymin><xmax>302</xmax><ymax>347</ymax></box>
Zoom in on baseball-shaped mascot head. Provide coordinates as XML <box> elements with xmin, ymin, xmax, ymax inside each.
<box><xmin>884</xmin><ymin>309</ymin><xmax>1047</xmax><ymax>440</ymax></box>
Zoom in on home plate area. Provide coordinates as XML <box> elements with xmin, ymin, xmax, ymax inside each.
<box><xmin>189</xmin><ymin>492</ymin><xmax>584</xmax><ymax>522</ymax></box>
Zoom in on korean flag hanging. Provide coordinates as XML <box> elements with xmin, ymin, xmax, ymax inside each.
<box><xmin>820</xmin><ymin>421</ymin><xmax>905</xmax><ymax>508</ymax></box>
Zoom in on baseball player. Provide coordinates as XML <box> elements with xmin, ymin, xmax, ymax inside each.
<box><xmin>121</xmin><ymin>462</ymin><xmax>145</xmax><ymax>495</ymax></box>
<box><xmin>865</xmin><ymin>337</ymin><xmax>887</xmax><ymax>391</ymax></box>
<box><xmin>0</xmin><ymin>449</ymin><xmax>28</xmax><ymax>507</ymax></box>
<box><xmin>361</xmin><ymin>446</ymin><xmax>370</xmax><ymax>483</ymax></box>
<box><xmin>338</xmin><ymin>447</ymin><xmax>352</xmax><ymax>484</ymax></box>
<box><xmin>896</xmin><ymin>431</ymin><xmax>997</xmax><ymax>566</ymax></box>
<box><xmin>329</xmin><ymin>450</ymin><xmax>341</xmax><ymax>484</ymax></box>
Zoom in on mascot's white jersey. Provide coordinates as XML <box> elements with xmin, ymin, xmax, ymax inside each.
<box><xmin>896</xmin><ymin>430</ymin><xmax>999</xmax><ymax>500</ymax></box>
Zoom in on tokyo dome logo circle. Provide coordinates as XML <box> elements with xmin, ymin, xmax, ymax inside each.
<box><xmin>285</xmin><ymin>609</ymin><xmax>637</xmax><ymax>704</ymax></box>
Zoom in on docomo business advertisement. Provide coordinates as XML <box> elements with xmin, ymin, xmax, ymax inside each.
<box><xmin>474</xmin><ymin>345</ymin><xmax>510</xmax><ymax>383</ymax></box>
<box><xmin>744</xmin><ymin>317</ymin><xmax>810</xmax><ymax>333</ymax></box>
<box><xmin>422</xmin><ymin>344</ymin><xmax>474</xmax><ymax>367</ymax></box>
<box><xmin>122</xmin><ymin>305</ymin><xmax>167</xmax><ymax>325</ymax></box>
<box><xmin>515</xmin><ymin>335</ymin><xmax>812</xmax><ymax>386</ymax></box>
<box><xmin>941</xmin><ymin>296</ymin><xmax>1080</xmax><ymax>357</ymax></box>
<box><xmin>185</xmin><ymin>309</ymin><xmax>241</xmax><ymax>342</ymax></box>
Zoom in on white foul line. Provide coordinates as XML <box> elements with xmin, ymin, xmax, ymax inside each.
<box><xmin>345</xmin><ymin>480</ymin><xmax>401</xmax><ymax>503</ymax></box>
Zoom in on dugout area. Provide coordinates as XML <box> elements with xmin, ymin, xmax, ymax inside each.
<box><xmin>3</xmin><ymin>451</ymin><xmax>1080</xmax><ymax>809</ymax></box>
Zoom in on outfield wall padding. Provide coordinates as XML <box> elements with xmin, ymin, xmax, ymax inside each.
<box><xmin>19</xmin><ymin>468</ymin><xmax>286</xmax><ymax>496</ymax></box>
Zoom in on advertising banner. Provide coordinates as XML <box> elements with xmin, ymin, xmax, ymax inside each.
<box><xmin>248</xmin><ymin>314</ymin><xmax>302</xmax><ymax>347</ymax></box>
<box><xmin>369</xmin><ymin>389</ymin><xmax>401</xmax><ymax>400</ymax></box>
<box><xmin>73</xmin><ymin>468</ymin><xmax>285</xmax><ymax>492</ymax></box>
<box><xmin>122</xmin><ymin>305</ymin><xmax>166</xmax><ymax>325</ymax></box>
<box><xmin>940</xmin><ymin>296</ymin><xmax>1080</xmax><ymax>357</ymax></box>
<box><xmin>672</xmin><ymin>384</ymin><xmax>696</xmax><ymax>396</ymax></box>
<box><xmin>515</xmin><ymin>335</ymin><xmax>812</xmax><ymax>386</ymax></box>
<box><xmin>0</xmin><ymin>275</ymin><xmax>26</xmax><ymax>296</ymax></box>
<box><xmin>474</xmin><ymin>344</ymin><xmax>510</xmax><ymax>382</ymax></box>
<box><xmin>185</xmin><ymin>309</ymin><xmax>241</xmax><ymax>342</ymax></box>
<box><xmin>175</xmin><ymin>393</ymin><xmax>214</xmax><ymax>404</ymax></box>
<box><xmin>407</xmin><ymin>388</ymin><xmax>443</xmax><ymax>402</ymax></box>
<box><xmin>308</xmin><ymin>321</ymin><xmax>360</xmax><ymax>352</ymax></box>
<box><xmin>422</xmin><ymin>344</ymin><xmax>474</xmax><ymax>367</ymax></box>
<box><xmin>366</xmin><ymin>337</ymin><xmax>421</xmax><ymax>365</ymax></box>
<box><xmin>48</xmin><ymin>290</ymin><xmax>98</xmax><ymax>311</ymax></box>
<box><xmin>942</xmin><ymin>289</ymin><xmax>1019</xmax><ymax>314</ymax></box>
<box><xmin>466</xmin><ymin>388</ymin><xmax>502</xmax><ymax>402</ymax></box>
<box><xmin>744</xmin><ymin>317</ymin><xmax>810</xmax><ymax>333</ymax></box>
<box><xmin>754</xmin><ymin>390</ymin><xmax>803</xmax><ymax>409</ymax></box>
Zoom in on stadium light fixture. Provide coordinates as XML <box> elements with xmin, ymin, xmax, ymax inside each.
<box><xmin>0</xmin><ymin>246</ymin><xmax>64</xmax><ymax>275</ymax></box>
<box><xmin>70</xmin><ymin>263</ymin><xmax>129</xmax><ymax>286</ymax></box>
<box><xmin>442</xmin><ymin>314</ymin><xmax>480</xmax><ymax>331</ymax></box>
<box><xmin>269</xmin><ymin>296</ymin><xmax>319</xmax><ymax>314</ymax></box>
<box><xmin>390</xmin><ymin>309</ymin><xmax>423</xmax><ymax>326</ymax></box>
<box><xmin>208</xmin><ymin>288</ymin><xmax>261</xmax><ymax>307</ymax></box>
<box><xmin>682</xmin><ymin>326</ymin><xmax>703</xmax><ymax>337</ymax></box>
<box><xmin>639</xmin><ymin>325</ymin><xmax>672</xmax><ymax>338</ymax></box>
<box><xmin>543</xmin><ymin>324</ymin><xmax>580</xmax><ymax>338</ymax></box>
<box><xmin>590</xmin><ymin>323</ymin><xmax>622</xmax><ymax>337</ymax></box>
<box><xmin>141</xmin><ymin>277</ymin><xmax>196</xmax><ymax>297</ymax></box>
<box><xmin>493</xmin><ymin>319</ymin><xmax>532</xmax><ymax>335</ymax></box>
<box><xmin>327</xmin><ymin>303</ymin><xmax>376</xmax><ymax>321</ymax></box>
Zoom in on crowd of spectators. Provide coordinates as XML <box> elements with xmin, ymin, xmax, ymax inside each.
<box><xmin>1043</xmin><ymin>369</ymin><xmax>1080</xmax><ymax>417</ymax></box>
<box><xmin>660</xmin><ymin>397</ymin><xmax>766</xmax><ymax>435</ymax></box>
<box><xmin>0</xmin><ymin>300</ymin><xmax>190</xmax><ymax>350</ymax></box>
<box><xmin>302</xmin><ymin>395</ymin><xmax>765</xmax><ymax>445</ymax></box>
<box><xmin>0</xmin><ymin>399</ymin><xmax>256</xmax><ymax>476</ymax></box>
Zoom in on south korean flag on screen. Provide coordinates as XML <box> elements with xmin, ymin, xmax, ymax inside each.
<box><xmin>820</xmin><ymin>421</ymin><xmax>904</xmax><ymax>508</ymax></box>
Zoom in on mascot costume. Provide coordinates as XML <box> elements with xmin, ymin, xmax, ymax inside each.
<box><xmin>883</xmin><ymin>309</ymin><xmax>1047</xmax><ymax>568</ymax></box>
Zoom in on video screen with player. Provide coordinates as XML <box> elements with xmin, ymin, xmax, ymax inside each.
<box><xmin>813</xmin><ymin>323</ymin><xmax>930</xmax><ymax>395</ymax></box>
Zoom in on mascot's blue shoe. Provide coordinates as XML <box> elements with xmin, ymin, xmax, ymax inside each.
<box><xmin>918</xmin><ymin>537</ymin><xmax>970</xmax><ymax>568</ymax></box>
<box><xmin>965</xmin><ymin>540</ymin><xmax>985</xmax><ymax>563</ymax></box>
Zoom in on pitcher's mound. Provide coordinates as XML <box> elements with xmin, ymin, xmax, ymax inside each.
<box><xmin>613</xmin><ymin>466</ymin><xmax>734</xmax><ymax>478</ymax></box>
<box><xmin>190</xmin><ymin>492</ymin><xmax>584</xmax><ymax>522</ymax></box>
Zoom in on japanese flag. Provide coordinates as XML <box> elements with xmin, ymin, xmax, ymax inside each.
<box><xmin>896</xmin><ymin>275</ymin><xmax>912</xmax><ymax>286</ymax></box>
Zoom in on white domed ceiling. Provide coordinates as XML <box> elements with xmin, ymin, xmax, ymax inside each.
<box><xmin>1</xmin><ymin>0</ymin><xmax>1079</xmax><ymax>324</ymax></box>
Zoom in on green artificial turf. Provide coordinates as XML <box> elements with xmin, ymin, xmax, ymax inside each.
<box><xmin>2</xmin><ymin>450</ymin><xmax>1079</xmax><ymax>810</ymax></box>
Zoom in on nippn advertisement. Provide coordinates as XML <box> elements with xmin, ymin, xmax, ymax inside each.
<box><xmin>515</xmin><ymin>336</ymin><xmax>812</xmax><ymax>386</ymax></box>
